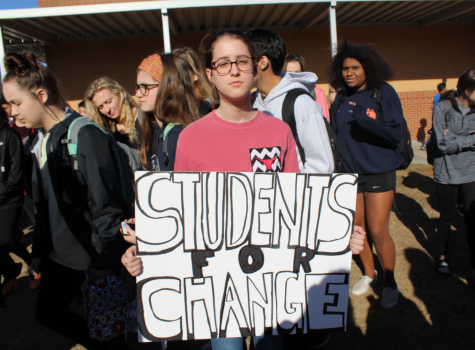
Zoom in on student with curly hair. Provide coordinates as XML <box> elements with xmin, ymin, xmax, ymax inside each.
<box><xmin>330</xmin><ymin>41</ymin><xmax>403</xmax><ymax>309</ymax></box>
<box><xmin>433</xmin><ymin>69</ymin><xmax>475</xmax><ymax>280</ymax></box>
<box><xmin>85</xmin><ymin>77</ymin><xmax>141</xmax><ymax>149</ymax></box>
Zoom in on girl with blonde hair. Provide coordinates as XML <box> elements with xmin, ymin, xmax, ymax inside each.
<box><xmin>85</xmin><ymin>77</ymin><xmax>141</xmax><ymax>149</ymax></box>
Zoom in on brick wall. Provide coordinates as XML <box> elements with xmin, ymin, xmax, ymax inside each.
<box><xmin>398</xmin><ymin>91</ymin><xmax>435</xmax><ymax>141</ymax></box>
<box><xmin>45</xmin><ymin>23</ymin><xmax>474</xmax><ymax>139</ymax></box>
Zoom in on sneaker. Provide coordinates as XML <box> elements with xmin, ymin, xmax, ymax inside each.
<box><xmin>437</xmin><ymin>259</ymin><xmax>450</xmax><ymax>275</ymax></box>
<box><xmin>307</xmin><ymin>332</ymin><xmax>330</xmax><ymax>349</ymax></box>
<box><xmin>352</xmin><ymin>270</ymin><xmax>378</xmax><ymax>295</ymax></box>
<box><xmin>381</xmin><ymin>284</ymin><xmax>399</xmax><ymax>309</ymax></box>
<box><xmin>2</xmin><ymin>279</ymin><xmax>19</xmax><ymax>298</ymax></box>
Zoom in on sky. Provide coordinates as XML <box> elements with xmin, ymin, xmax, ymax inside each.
<box><xmin>0</xmin><ymin>0</ymin><xmax>39</xmax><ymax>10</ymax></box>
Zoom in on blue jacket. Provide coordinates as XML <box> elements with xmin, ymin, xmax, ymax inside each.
<box><xmin>331</xmin><ymin>83</ymin><xmax>403</xmax><ymax>174</ymax></box>
<box><xmin>151</xmin><ymin>123</ymin><xmax>183</xmax><ymax>171</ymax></box>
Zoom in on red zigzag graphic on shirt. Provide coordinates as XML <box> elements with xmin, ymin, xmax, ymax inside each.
<box><xmin>249</xmin><ymin>147</ymin><xmax>282</xmax><ymax>172</ymax></box>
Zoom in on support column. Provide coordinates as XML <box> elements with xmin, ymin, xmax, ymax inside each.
<box><xmin>0</xmin><ymin>27</ymin><xmax>6</xmax><ymax>80</ymax></box>
<box><xmin>161</xmin><ymin>8</ymin><xmax>171</xmax><ymax>54</ymax></box>
<box><xmin>329</xmin><ymin>1</ymin><xmax>337</xmax><ymax>57</ymax></box>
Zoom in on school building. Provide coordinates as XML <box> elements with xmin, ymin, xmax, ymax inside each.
<box><xmin>0</xmin><ymin>0</ymin><xmax>474</xmax><ymax>141</ymax></box>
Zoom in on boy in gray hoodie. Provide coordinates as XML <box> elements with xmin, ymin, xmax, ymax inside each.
<box><xmin>247</xmin><ymin>29</ymin><xmax>334</xmax><ymax>174</ymax></box>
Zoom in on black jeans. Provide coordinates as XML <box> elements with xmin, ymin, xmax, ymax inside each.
<box><xmin>35</xmin><ymin>259</ymin><xmax>128</xmax><ymax>350</ymax></box>
<box><xmin>435</xmin><ymin>181</ymin><xmax>475</xmax><ymax>268</ymax></box>
<box><xmin>0</xmin><ymin>206</ymin><xmax>31</xmax><ymax>279</ymax></box>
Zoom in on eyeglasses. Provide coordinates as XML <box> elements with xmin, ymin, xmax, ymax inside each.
<box><xmin>211</xmin><ymin>57</ymin><xmax>254</xmax><ymax>76</ymax></box>
<box><xmin>134</xmin><ymin>84</ymin><xmax>160</xmax><ymax>96</ymax></box>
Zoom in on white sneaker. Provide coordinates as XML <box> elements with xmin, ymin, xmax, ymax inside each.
<box><xmin>352</xmin><ymin>270</ymin><xmax>378</xmax><ymax>295</ymax></box>
<box><xmin>381</xmin><ymin>284</ymin><xmax>399</xmax><ymax>309</ymax></box>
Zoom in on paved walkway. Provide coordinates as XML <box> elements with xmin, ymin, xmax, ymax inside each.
<box><xmin>411</xmin><ymin>140</ymin><xmax>428</xmax><ymax>165</ymax></box>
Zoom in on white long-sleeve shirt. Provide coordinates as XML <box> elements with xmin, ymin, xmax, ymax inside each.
<box><xmin>253</xmin><ymin>72</ymin><xmax>334</xmax><ymax>174</ymax></box>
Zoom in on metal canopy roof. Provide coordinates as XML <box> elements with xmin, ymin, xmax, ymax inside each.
<box><xmin>0</xmin><ymin>0</ymin><xmax>474</xmax><ymax>48</ymax></box>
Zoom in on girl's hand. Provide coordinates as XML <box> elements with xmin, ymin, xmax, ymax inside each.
<box><xmin>444</xmin><ymin>129</ymin><xmax>449</xmax><ymax>135</ymax></box>
<box><xmin>349</xmin><ymin>101</ymin><xmax>356</xmax><ymax>106</ymax></box>
<box><xmin>121</xmin><ymin>245</ymin><xmax>143</xmax><ymax>277</ymax></box>
<box><xmin>121</xmin><ymin>218</ymin><xmax>136</xmax><ymax>244</ymax></box>
<box><xmin>350</xmin><ymin>225</ymin><xmax>366</xmax><ymax>255</ymax></box>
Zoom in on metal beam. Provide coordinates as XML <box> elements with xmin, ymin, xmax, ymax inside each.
<box><xmin>363</xmin><ymin>2</ymin><xmax>401</xmax><ymax>24</ymax></box>
<box><xmin>265</xmin><ymin>4</ymin><xmax>288</xmax><ymax>27</ymax></box>
<box><xmin>288</xmin><ymin>3</ymin><xmax>315</xmax><ymax>26</ymax></box>
<box><xmin>217</xmin><ymin>6</ymin><xmax>228</xmax><ymax>28</ymax></box>
<box><xmin>0</xmin><ymin>0</ymin><xmax>463</xmax><ymax>21</ymax></box>
<box><xmin>0</xmin><ymin>20</ymin><xmax>56</xmax><ymax>46</ymax></box>
<box><xmin>111</xmin><ymin>12</ymin><xmax>141</xmax><ymax>34</ymax></box>
<box><xmin>22</xmin><ymin>18</ymin><xmax>71</xmax><ymax>38</ymax></box>
<box><xmin>329</xmin><ymin>1</ymin><xmax>337</xmax><ymax>57</ymax></box>
<box><xmin>174</xmin><ymin>8</ymin><xmax>188</xmax><ymax>31</ymax></box>
<box><xmin>162</xmin><ymin>8</ymin><xmax>171</xmax><ymax>53</ymax></box>
<box><xmin>0</xmin><ymin>26</ymin><xmax>6</xmax><ymax>79</ymax></box>
<box><xmin>276</xmin><ymin>3</ymin><xmax>301</xmax><ymax>26</ymax></box>
<box><xmin>141</xmin><ymin>10</ymin><xmax>162</xmax><ymax>32</ymax></box>
<box><xmin>419</xmin><ymin>1</ymin><xmax>475</xmax><ymax>27</ymax></box>
<box><xmin>189</xmin><ymin>7</ymin><xmax>201</xmax><ymax>31</ymax></box>
<box><xmin>254</xmin><ymin>4</ymin><xmax>276</xmax><ymax>27</ymax></box>
<box><xmin>126</xmin><ymin>11</ymin><xmax>154</xmax><ymax>33</ymax></box>
<box><xmin>167</xmin><ymin>13</ymin><xmax>179</xmax><ymax>39</ymax></box>
<box><xmin>301</xmin><ymin>3</ymin><xmax>329</xmax><ymax>30</ymax></box>
<box><xmin>336</xmin><ymin>1</ymin><xmax>368</xmax><ymax>23</ymax></box>
<box><xmin>229</xmin><ymin>5</ymin><xmax>243</xmax><ymax>28</ymax></box>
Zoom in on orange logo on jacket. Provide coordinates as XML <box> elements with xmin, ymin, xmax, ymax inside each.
<box><xmin>366</xmin><ymin>108</ymin><xmax>377</xmax><ymax>119</ymax></box>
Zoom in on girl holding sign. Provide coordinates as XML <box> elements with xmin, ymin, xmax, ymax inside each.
<box><xmin>123</xmin><ymin>30</ymin><xmax>367</xmax><ymax>349</ymax></box>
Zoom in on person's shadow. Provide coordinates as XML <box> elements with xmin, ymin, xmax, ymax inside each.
<box><xmin>417</xmin><ymin>119</ymin><xmax>428</xmax><ymax>142</ymax></box>
<box><xmin>404</xmin><ymin>248</ymin><xmax>475</xmax><ymax>348</ymax></box>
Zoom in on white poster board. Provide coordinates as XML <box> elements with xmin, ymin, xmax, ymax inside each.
<box><xmin>135</xmin><ymin>172</ymin><xmax>357</xmax><ymax>342</ymax></box>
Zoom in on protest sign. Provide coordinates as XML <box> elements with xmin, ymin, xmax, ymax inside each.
<box><xmin>135</xmin><ymin>171</ymin><xmax>357</xmax><ymax>341</ymax></box>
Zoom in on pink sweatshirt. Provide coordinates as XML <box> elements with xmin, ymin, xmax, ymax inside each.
<box><xmin>314</xmin><ymin>86</ymin><xmax>330</xmax><ymax>122</ymax></box>
<box><xmin>175</xmin><ymin>110</ymin><xmax>299</xmax><ymax>173</ymax></box>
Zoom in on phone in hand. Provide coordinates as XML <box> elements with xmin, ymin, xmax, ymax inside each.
<box><xmin>122</xmin><ymin>222</ymin><xmax>135</xmax><ymax>236</ymax></box>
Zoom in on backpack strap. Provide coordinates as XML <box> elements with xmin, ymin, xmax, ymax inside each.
<box><xmin>442</xmin><ymin>99</ymin><xmax>453</xmax><ymax>126</ymax></box>
<box><xmin>336</xmin><ymin>91</ymin><xmax>346</xmax><ymax>109</ymax></box>
<box><xmin>282</xmin><ymin>89</ymin><xmax>310</xmax><ymax>165</ymax></box>
<box><xmin>371</xmin><ymin>87</ymin><xmax>387</xmax><ymax>123</ymax></box>
<box><xmin>62</xmin><ymin>117</ymin><xmax>108</xmax><ymax>170</ymax></box>
<box><xmin>160</xmin><ymin>123</ymin><xmax>180</xmax><ymax>156</ymax></box>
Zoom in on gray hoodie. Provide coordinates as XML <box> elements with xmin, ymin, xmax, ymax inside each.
<box><xmin>253</xmin><ymin>72</ymin><xmax>334</xmax><ymax>174</ymax></box>
<box><xmin>433</xmin><ymin>98</ymin><xmax>475</xmax><ymax>184</ymax></box>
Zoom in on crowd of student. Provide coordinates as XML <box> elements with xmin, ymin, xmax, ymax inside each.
<box><xmin>0</xmin><ymin>27</ymin><xmax>473</xmax><ymax>350</ymax></box>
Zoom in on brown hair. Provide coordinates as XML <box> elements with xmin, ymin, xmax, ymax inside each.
<box><xmin>284</xmin><ymin>53</ymin><xmax>305</xmax><ymax>72</ymax></box>
<box><xmin>139</xmin><ymin>53</ymin><xmax>202</xmax><ymax>169</ymax></box>
<box><xmin>3</xmin><ymin>51</ymin><xmax>68</xmax><ymax>112</ymax></box>
<box><xmin>84</xmin><ymin>77</ymin><xmax>139</xmax><ymax>142</ymax></box>
<box><xmin>200</xmin><ymin>29</ymin><xmax>258</xmax><ymax>71</ymax></box>
<box><xmin>172</xmin><ymin>47</ymin><xmax>215</xmax><ymax>106</ymax></box>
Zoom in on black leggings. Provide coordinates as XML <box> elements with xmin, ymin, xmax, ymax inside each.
<box><xmin>435</xmin><ymin>181</ymin><xmax>475</xmax><ymax>268</ymax></box>
<box><xmin>36</xmin><ymin>259</ymin><xmax>127</xmax><ymax>349</ymax></box>
<box><xmin>0</xmin><ymin>206</ymin><xmax>31</xmax><ymax>279</ymax></box>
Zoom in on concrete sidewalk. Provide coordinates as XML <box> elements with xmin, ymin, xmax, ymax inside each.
<box><xmin>411</xmin><ymin>140</ymin><xmax>429</xmax><ymax>165</ymax></box>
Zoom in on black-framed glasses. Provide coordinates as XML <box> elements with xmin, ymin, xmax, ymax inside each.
<box><xmin>211</xmin><ymin>56</ymin><xmax>254</xmax><ymax>76</ymax></box>
<box><xmin>134</xmin><ymin>84</ymin><xmax>160</xmax><ymax>96</ymax></box>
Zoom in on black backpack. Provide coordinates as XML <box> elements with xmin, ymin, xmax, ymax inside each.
<box><xmin>336</xmin><ymin>87</ymin><xmax>414</xmax><ymax>170</ymax></box>
<box><xmin>426</xmin><ymin>99</ymin><xmax>452</xmax><ymax>165</ymax></box>
<box><xmin>282</xmin><ymin>89</ymin><xmax>344</xmax><ymax>173</ymax></box>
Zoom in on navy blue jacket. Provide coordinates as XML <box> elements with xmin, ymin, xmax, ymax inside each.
<box><xmin>151</xmin><ymin>123</ymin><xmax>183</xmax><ymax>171</ymax></box>
<box><xmin>331</xmin><ymin>83</ymin><xmax>403</xmax><ymax>174</ymax></box>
